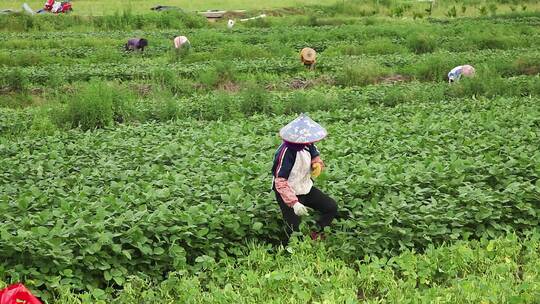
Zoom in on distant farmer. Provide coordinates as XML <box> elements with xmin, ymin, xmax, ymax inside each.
<box><xmin>125</xmin><ymin>38</ymin><xmax>148</xmax><ymax>52</ymax></box>
<box><xmin>43</xmin><ymin>0</ymin><xmax>72</xmax><ymax>13</ymax></box>
<box><xmin>271</xmin><ymin>113</ymin><xmax>338</xmax><ymax>241</ymax></box>
<box><xmin>300</xmin><ymin>47</ymin><xmax>317</xmax><ymax>70</ymax></box>
<box><xmin>448</xmin><ymin>64</ymin><xmax>475</xmax><ymax>83</ymax></box>
<box><xmin>173</xmin><ymin>36</ymin><xmax>191</xmax><ymax>49</ymax></box>
<box><xmin>227</xmin><ymin>19</ymin><xmax>235</xmax><ymax>30</ymax></box>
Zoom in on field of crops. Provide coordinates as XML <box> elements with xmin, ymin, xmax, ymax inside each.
<box><xmin>1</xmin><ymin>0</ymin><xmax>540</xmax><ymax>303</ymax></box>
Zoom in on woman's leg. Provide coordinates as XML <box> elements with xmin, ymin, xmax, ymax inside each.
<box><xmin>274</xmin><ymin>191</ymin><xmax>301</xmax><ymax>236</ymax></box>
<box><xmin>299</xmin><ymin>187</ymin><xmax>338</xmax><ymax>231</ymax></box>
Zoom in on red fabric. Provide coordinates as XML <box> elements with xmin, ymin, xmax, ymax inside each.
<box><xmin>310</xmin><ymin>231</ymin><xmax>326</xmax><ymax>241</ymax></box>
<box><xmin>275</xmin><ymin>177</ymin><xmax>298</xmax><ymax>207</ymax></box>
<box><xmin>60</xmin><ymin>2</ymin><xmax>72</xmax><ymax>12</ymax></box>
<box><xmin>44</xmin><ymin>0</ymin><xmax>54</xmax><ymax>10</ymax></box>
<box><xmin>0</xmin><ymin>284</ymin><xmax>42</xmax><ymax>304</ymax></box>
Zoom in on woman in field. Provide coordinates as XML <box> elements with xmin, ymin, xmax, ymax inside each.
<box><xmin>271</xmin><ymin>113</ymin><xmax>338</xmax><ymax>241</ymax></box>
<box><xmin>300</xmin><ymin>47</ymin><xmax>317</xmax><ymax>70</ymax></box>
<box><xmin>125</xmin><ymin>38</ymin><xmax>148</xmax><ymax>52</ymax></box>
<box><xmin>173</xmin><ymin>36</ymin><xmax>191</xmax><ymax>49</ymax></box>
<box><xmin>448</xmin><ymin>64</ymin><xmax>475</xmax><ymax>83</ymax></box>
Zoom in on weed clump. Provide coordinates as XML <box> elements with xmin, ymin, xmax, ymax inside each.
<box><xmin>406</xmin><ymin>34</ymin><xmax>436</xmax><ymax>54</ymax></box>
<box><xmin>197</xmin><ymin>61</ymin><xmax>237</xmax><ymax>89</ymax></box>
<box><xmin>337</xmin><ymin>61</ymin><xmax>391</xmax><ymax>87</ymax></box>
<box><xmin>2</xmin><ymin>69</ymin><xmax>29</xmax><ymax>93</ymax></box>
<box><xmin>62</xmin><ymin>80</ymin><xmax>135</xmax><ymax>130</ymax></box>
<box><xmin>239</xmin><ymin>82</ymin><xmax>272</xmax><ymax>116</ymax></box>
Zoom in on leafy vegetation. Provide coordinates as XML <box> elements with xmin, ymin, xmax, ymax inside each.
<box><xmin>2</xmin><ymin>233</ymin><xmax>540</xmax><ymax>303</ymax></box>
<box><xmin>2</xmin><ymin>96</ymin><xmax>540</xmax><ymax>301</ymax></box>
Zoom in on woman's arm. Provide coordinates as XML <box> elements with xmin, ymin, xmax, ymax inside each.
<box><xmin>275</xmin><ymin>177</ymin><xmax>298</xmax><ymax>207</ymax></box>
<box><xmin>309</xmin><ymin>144</ymin><xmax>324</xmax><ymax>168</ymax></box>
<box><xmin>274</xmin><ymin>147</ymin><xmax>299</xmax><ymax>207</ymax></box>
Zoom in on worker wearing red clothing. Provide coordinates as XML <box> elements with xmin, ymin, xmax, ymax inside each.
<box><xmin>43</xmin><ymin>0</ymin><xmax>72</xmax><ymax>13</ymax></box>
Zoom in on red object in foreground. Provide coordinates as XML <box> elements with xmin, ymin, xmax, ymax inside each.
<box><xmin>0</xmin><ymin>284</ymin><xmax>42</xmax><ymax>304</ymax></box>
<box><xmin>310</xmin><ymin>231</ymin><xmax>326</xmax><ymax>241</ymax></box>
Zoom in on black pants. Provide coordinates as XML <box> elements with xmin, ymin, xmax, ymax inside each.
<box><xmin>274</xmin><ymin>186</ymin><xmax>337</xmax><ymax>236</ymax></box>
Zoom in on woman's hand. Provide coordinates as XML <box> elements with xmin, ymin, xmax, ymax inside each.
<box><xmin>293</xmin><ymin>202</ymin><xmax>309</xmax><ymax>216</ymax></box>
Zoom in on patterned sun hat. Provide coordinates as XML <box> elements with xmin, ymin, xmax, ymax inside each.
<box><xmin>279</xmin><ymin>113</ymin><xmax>327</xmax><ymax>144</ymax></box>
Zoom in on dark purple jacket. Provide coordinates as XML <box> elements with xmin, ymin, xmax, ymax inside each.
<box><xmin>125</xmin><ymin>38</ymin><xmax>148</xmax><ymax>51</ymax></box>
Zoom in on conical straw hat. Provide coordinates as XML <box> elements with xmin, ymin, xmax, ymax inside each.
<box><xmin>279</xmin><ymin>113</ymin><xmax>327</xmax><ymax>144</ymax></box>
<box><xmin>301</xmin><ymin>47</ymin><xmax>316</xmax><ymax>62</ymax></box>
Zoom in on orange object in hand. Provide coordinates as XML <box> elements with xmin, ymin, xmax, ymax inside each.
<box><xmin>311</xmin><ymin>163</ymin><xmax>322</xmax><ymax>178</ymax></box>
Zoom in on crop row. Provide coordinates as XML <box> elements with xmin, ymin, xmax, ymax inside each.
<box><xmin>1</xmin><ymin>37</ymin><xmax>540</xmax><ymax>68</ymax></box>
<box><xmin>1</xmin><ymin>96</ymin><xmax>539</xmax><ymax>295</ymax></box>
<box><xmin>1</xmin><ymin>48</ymin><xmax>538</xmax><ymax>86</ymax></box>
<box><xmin>1</xmin><ymin>13</ymin><xmax>539</xmax><ymax>39</ymax></box>
<box><xmin>1</xmin><ymin>75</ymin><xmax>539</xmax><ymax>136</ymax></box>
<box><xmin>1</xmin><ymin>15</ymin><xmax>538</xmax><ymax>77</ymax></box>
<box><xmin>0</xmin><ymin>16</ymin><xmax>538</xmax><ymax>69</ymax></box>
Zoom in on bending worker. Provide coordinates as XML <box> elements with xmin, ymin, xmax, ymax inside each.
<box><xmin>125</xmin><ymin>38</ymin><xmax>148</xmax><ymax>52</ymax></box>
<box><xmin>173</xmin><ymin>36</ymin><xmax>191</xmax><ymax>49</ymax></box>
<box><xmin>448</xmin><ymin>64</ymin><xmax>475</xmax><ymax>83</ymax></box>
<box><xmin>271</xmin><ymin>113</ymin><xmax>338</xmax><ymax>241</ymax></box>
<box><xmin>300</xmin><ymin>47</ymin><xmax>317</xmax><ymax>70</ymax></box>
